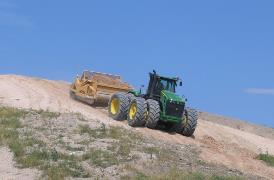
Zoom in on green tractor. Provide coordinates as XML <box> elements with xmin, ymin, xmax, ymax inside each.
<box><xmin>108</xmin><ymin>70</ymin><xmax>198</xmax><ymax>137</ymax></box>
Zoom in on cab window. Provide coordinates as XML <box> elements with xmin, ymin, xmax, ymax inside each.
<box><xmin>154</xmin><ymin>79</ymin><xmax>176</xmax><ymax>95</ymax></box>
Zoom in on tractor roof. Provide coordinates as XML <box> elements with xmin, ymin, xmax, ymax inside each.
<box><xmin>150</xmin><ymin>71</ymin><xmax>179</xmax><ymax>81</ymax></box>
<box><xmin>158</xmin><ymin>75</ymin><xmax>179</xmax><ymax>81</ymax></box>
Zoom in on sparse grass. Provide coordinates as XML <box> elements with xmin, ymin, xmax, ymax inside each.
<box><xmin>0</xmin><ymin>107</ymin><xmax>27</xmax><ymax>120</ymax></box>
<box><xmin>79</xmin><ymin>124</ymin><xmax>106</xmax><ymax>138</ymax></box>
<box><xmin>36</xmin><ymin>109</ymin><xmax>60</xmax><ymax>119</ymax></box>
<box><xmin>0</xmin><ymin>107</ymin><xmax>49</xmax><ymax>168</ymax></box>
<box><xmin>18</xmin><ymin>149</ymin><xmax>50</xmax><ymax>167</ymax></box>
<box><xmin>79</xmin><ymin>124</ymin><xmax>139</xmax><ymax>158</ymax></box>
<box><xmin>78</xmin><ymin>124</ymin><xmax>140</xmax><ymax>142</ymax></box>
<box><xmin>75</xmin><ymin>112</ymin><xmax>87</xmax><ymax>122</ymax></box>
<box><xmin>78</xmin><ymin>139</ymin><xmax>90</xmax><ymax>145</ymax></box>
<box><xmin>0</xmin><ymin>107</ymin><xmax>25</xmax><ymax>130</ymax></box>
<box><xmin>17</xmin><ymin>146</ymin><xmax>90</xmax><ymax>179</ymax></box>
<box><xmin>40</xmin><ymin>153</ymin><xmax>89</xmax><ymax>179</ymax></box>
<box><xmin>106</xmin><ymin>127</ymin><xmax>141</xmax><ymax>162</ymax></box>
<box><xmin>118</xmin><ymin>142</ymin><xmax>132</xmax><ymax>156</ymax></box>
<box><xmin>24</xmin><ymin>136</ymin><xmax>46</xmax><ymax>147</ymax></box>
<box><xmin>0</xmin><ymin>107</ymin><xmax>89</xmax><ymax>179</ymax></box>
<box><xmin>195</xmin><ymin>159</ymin><xmax>209</xmax><ymax>167</ymax></box>
<box><xmin>122</xmin><ymin>167</ymin><xmax>243</xmax><ymax>180</ymax></box>
<box><xmin>65</xmin><ymin>146</ymin><xmax>85</xmax><ymax>152</ymax></box>
<box><xmin>0</xmin><ymin>107</ymin><xmax>25</xmax><ymax>154</ymax></box>
<box><xmin>1</xmin><ymin>117</ymin><xmax>22</xmax><ymax>128</ymax></box>
<box><xmin>43</xmin><ymin>164</ymin><xmax>69</xmax><ymax>180</ymax></box>
<box><xmin>79</xmin><ymin>125</ymin><xmax>141</xmax><ymax>166</ymax></box>
<box><xmin>83</xmin><ymin>149</ymin><xmax>118</xmax><ymax>168</ymax></box>
<box><xmin>209</xmin><ymin>175</ymin><xmax>244</xmax><ymax>180</ymax></box>
<box><xmin>143</xmin><ymin>146</ymin><xmax>172</xmax><ymax>161</ymax></box>
<box><xmin>43</xmin><ymin>160</ymin><xmax>89</xmax><ymax>180</ymax></box>
<box><xmin>0</xmin><ymin>107</ymin><xmax>245</xmax><ymax>179</ymax></box>
<box><xmin>257</xmin><ymin>153</ymin><xmax>274</xmax><ymax>167</ymax></box>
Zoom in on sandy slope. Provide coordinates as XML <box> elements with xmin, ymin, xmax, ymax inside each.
<box><xmin>0</xmin><ymin>147</ymin><xmax>40</xmax><ymax>179</ymax></box>
<box><xmin>0</xmin><ymin>75</ymin><xmax>274</xmax><ymax>179</ymax></box>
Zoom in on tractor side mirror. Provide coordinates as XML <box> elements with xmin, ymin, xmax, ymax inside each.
<box><xmin>179</xmin><ymin>81</ymin><xmax>183</xmax><ymax>86</ymax></box>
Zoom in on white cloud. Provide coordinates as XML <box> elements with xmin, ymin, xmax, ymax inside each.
<box><xmin>244</xmin><ymin>88</ymin><xmax>274</xmax><ymax>95</ymax></box>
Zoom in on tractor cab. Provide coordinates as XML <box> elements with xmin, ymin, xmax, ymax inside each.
<box><xmin>146</xmin><ymin>70</ymin><xmax>181</xmax><ymax>100</ymax></box>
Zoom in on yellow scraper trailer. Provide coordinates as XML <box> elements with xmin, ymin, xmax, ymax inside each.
<box><xmin>70</xmin><ymin>70</ymin><xmax>132</xmax><ymax>106</ymax></box>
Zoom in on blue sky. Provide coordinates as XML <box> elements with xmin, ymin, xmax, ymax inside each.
<box><xmin>0</xmin><ymin>0</ymin><xmax>274</xmax><ymax>127</ymax></box>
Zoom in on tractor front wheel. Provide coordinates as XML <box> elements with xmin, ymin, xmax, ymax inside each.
<box><xmin>127</xmin><ymin>98</ymin><xmax>147</xmax><ymax>127</ymax></box>
<box><xmin>180</xmin><ymin>108</ymin><xmax>198</xmax><ymax>137</ymax></box>
<box><xmin>145</xmin><ymin>99</ymin><xmax>160</xmax><ymax>129</ymax></box>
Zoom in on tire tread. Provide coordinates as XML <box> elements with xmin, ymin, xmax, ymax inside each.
<box><xmin>146</xmin><ymin>99</ymin><xmax>160</xmax><ymax>129</ymax></box>
<box><xmin>181</xmin><ymin>107</ymin><xmax>198</xmax><ymax>137</ymax></box>
<box><xmin>127</xmin><ymin>97</ymin><xmax>146</xmax><ymax>127</ymax></box>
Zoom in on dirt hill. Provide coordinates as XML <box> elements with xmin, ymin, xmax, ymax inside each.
<box><xmin>0</xmin><ymin>74</ymin><xmax>274</xmax><ymax>179</ymax></box>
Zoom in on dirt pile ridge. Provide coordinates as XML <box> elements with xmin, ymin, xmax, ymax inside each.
<box><xmin>0</xmin><ymin>75</ymin><xmax>113</xmax><ymax>125</ymax></box>
<box><xmin>0</xmin><ymin>74</ymin><xmax>274</xmax><ymax>179</ymax></box>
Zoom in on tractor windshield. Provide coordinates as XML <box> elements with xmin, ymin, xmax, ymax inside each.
<box><xmin>155</xmin><ymin>79</ymin><xmax>176</xmax><ymax>94</ymax></box>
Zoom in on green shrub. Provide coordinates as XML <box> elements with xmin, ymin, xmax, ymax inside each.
<box><xmin>257</xmin><ymin>153</ymin><xmax>274</xmax><ymax>167</ymax></box>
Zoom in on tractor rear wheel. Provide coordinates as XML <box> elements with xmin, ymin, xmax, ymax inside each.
<box><xmin>180</xmin><ymin>108</ymin><xmax>198</xmax><ymax>137</ymax></box>
<box><xmin>145</xmin><ymin>99</ymin><xmax>160</xmax><ymax>129</ymax></box>
<box><xmin>108</xmin><ymin>92</ymin><xmax>129</xmax><ymax>121</ymax></box>
<box><xmin>127</xmin><ymin>97</ymin><xmax>147</xmax><ymax>127</ymax></box>
<box><xmin>127</xmin><ymin>93</ymin><xmax>136</xmax><ymax>103</ymax></box>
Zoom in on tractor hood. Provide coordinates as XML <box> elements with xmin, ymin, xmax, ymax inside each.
<box><xmin>161</xmin><ymin>90</ymin><xmax>184</xmax><ymax>103</ymax></box>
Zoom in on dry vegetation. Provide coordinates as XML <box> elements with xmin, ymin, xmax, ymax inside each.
<box><xmin>0</xmin><ymin>106</ymin><xmax>250</xmax><ymax>179</ymax></box>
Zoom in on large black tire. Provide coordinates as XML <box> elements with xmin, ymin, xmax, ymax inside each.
<box><xmin>127</xmin><ymin>93</ymin><xmax>136</xmax><ymax>103</ymax></box>
<box><xmin>127</xmin><ymin>97</ymin><xmax>147</xmax><ymax>127</ymax></box>
<box><xmin>145</xmin><ymin>99</ymin><xmax>160</xmax><ymax>129</ymax></box>
<box><xmin>108</xmin><ymin>92</ymin><xmax>129</xmax><ymax>121</ymax></box>
<box><xmin>180</xmin><ymin>108</ymin><xmax>198</xmax><ymax>137</ymax></box>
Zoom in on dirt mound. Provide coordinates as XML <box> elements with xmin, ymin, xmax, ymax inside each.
<box><xmin>0</xmin><ymin>75</ymin><xmax>111</xmax><ymax>125</ymax></box>
<box><xmin>1</xmin><ymin>74</ymin><xmax>274</xmax><ymax>179</ymax></box>
<box><xmin>200</xmin><ymin>135</ymin><xmax>224</xmax><ymax>152</ymax></box>
<box><xmin>200</xmin><ymin>112</ymin><xmax>274</xmax><ymax>139</ymax></box>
